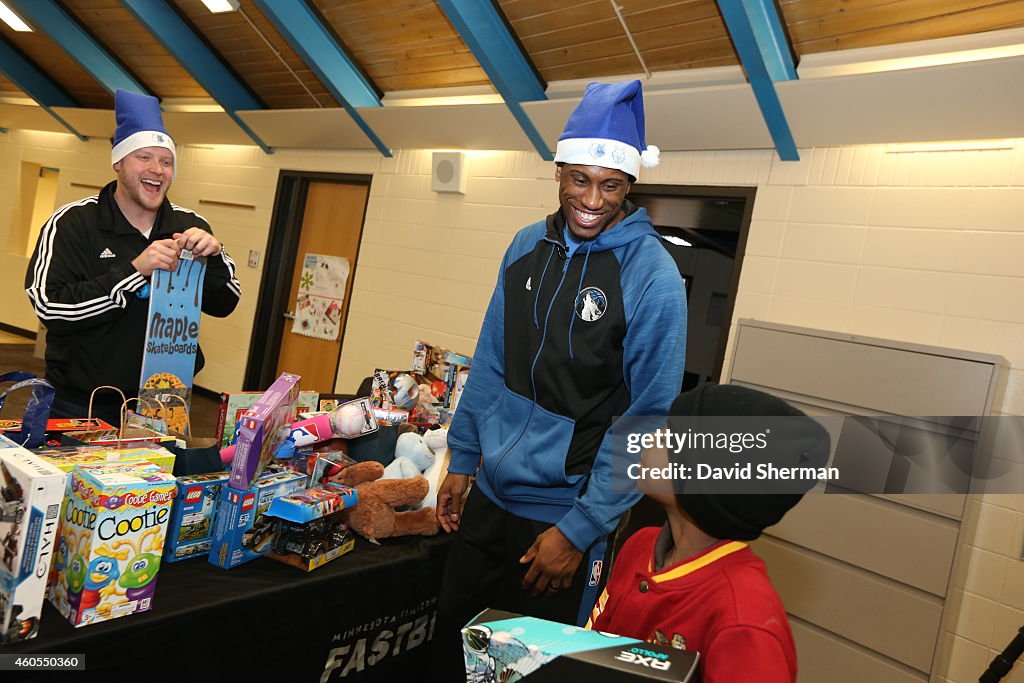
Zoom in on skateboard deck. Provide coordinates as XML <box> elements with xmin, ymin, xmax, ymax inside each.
<box><xmin>139</xmin><ymin>250</ymin><xmax>206</xmax><ymax>434</ymax></box>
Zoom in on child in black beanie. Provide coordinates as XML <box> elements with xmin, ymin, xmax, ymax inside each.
<box><xmin>588</xmin><ymin>384</ymin><xmax>830</xmax><ymax>683</ymax></box>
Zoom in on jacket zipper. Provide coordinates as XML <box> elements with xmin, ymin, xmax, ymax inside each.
<box><xmin>492</xmin><ymin>240</ymin><xmax>571</xmax><ymax>488</ymax></box>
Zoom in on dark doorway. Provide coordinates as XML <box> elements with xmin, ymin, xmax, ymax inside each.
<box><xmin>629</xmin><ymin>185</ymin><xmax>756</xmax><ymax>391</ymax></box>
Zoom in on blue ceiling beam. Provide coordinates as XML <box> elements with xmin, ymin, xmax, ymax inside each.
<box><xmin>6</xmin><ymin>0</ymin><xmax>149</xmax><ymax>97</ymax></box>
<box><xmin>717</xmin><ymin>0</ymin><xmax>799</xmax><ymax>161</ymax></box>
<box><xmin>436</xmin><ymin>0</ymin><xmax>552</xmax><ymax>161</ymax></box>
<box><xmin>740</xmin><ymin>0</ymin><xmax>797</xmax><ymax>82</ymax></box>
<box><xmin>0</xmin><ymin>36</ymin><xmax>87</xmax><ymax>140</ymax></box>
<box><xmin>118</xmin><ymin>0</ymin><xmax>272</xmax><ymax>154</ymax></box>
<box><xmin>253</xmin><ymin>0</ymin><xmax>391</xmax><ymax>157</ymax></box>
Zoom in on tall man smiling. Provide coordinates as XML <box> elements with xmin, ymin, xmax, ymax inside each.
<box><xmin>436</xmin><ymin>81</ymin><xmax>687</xmax><ymax>633</ymax></box>
<box><xmin>25</xmin><ymin>90</ymin><xmax>240</xmax><ymax>424</ymax></box>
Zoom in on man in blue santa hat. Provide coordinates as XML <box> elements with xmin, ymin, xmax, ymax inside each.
<box><xmin>436</xmin><ymin>80</ymin><xmax>687</xmax><ymax>633</ymax></box>
<box><xmin>25</xmin><ymin>89</ymin><xmax>241</xmax><ymax>425</ymax></box>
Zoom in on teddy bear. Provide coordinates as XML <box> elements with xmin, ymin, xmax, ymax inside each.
<box><xmin>382</xmin><ymin>431</ymin><xmax>435</xmax><ymax>480</ymax></box>
<box><xmin>332</xmin><ymin>460</ymin><xmax>439</xmax><ymax>542</ymax></box>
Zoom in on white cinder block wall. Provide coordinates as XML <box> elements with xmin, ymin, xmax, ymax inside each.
<box><xmin>1</xmin><ymin>126</ymin><xmax>1022</xmax><ymax>682</ymax></box>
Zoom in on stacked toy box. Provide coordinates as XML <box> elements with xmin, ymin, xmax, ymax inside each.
<box><xmin>208</xmin><ymin>469</ymin><xmax>306</xmax><ymax>569</ymax></box>
<box><xmin>50</xmin><ymin>462</ymin><xmax>176</xmax><ymax>627</ymax></box>
<box><xmin>164</xmin><ymin>471</ymin><xmax>230</xmax><ymax>563</ymax></box>
<box><xmin>0</xmin><ymin>435</ymin><xmax>65</xmax><ymax>643</ymax></box>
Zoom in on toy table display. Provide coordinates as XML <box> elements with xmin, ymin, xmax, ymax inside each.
<box><xmin>1</xmin><ymin>534</ymin><xmax>453</xmax><ymax>683</ymax></box>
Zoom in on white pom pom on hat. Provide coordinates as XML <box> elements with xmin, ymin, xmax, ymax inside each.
<box><xmin>640</xmin><ymin>145</ymin><xmax>660</xmax><ymax>169</ymax></box>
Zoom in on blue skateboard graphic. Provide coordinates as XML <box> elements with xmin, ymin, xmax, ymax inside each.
<box><xmin>139</xmin><ymin>250</ymin><xmax>206</xmax><ymax>434</ymax></box>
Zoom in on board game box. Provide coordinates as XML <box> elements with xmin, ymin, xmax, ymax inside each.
<box><xmin>51</xmin><ymin>462</ymin><xmax>176</xmax><ymax>628</ymax></box>
<box><xmin>0</xmin><ymin>436</ymin><xmax>65</xmax><ymax>643</ymax></box>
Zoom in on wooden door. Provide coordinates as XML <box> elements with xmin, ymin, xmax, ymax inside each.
<box><xmin>275</xmin><ymin>181</ymin><xmax>368</xmax><ymax>394</ymax></box>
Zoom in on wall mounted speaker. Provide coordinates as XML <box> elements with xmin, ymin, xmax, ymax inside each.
<box><xmin>431</xmin><ymin>151</ymin><xmax>467</xmax><ymax>194</ymax></box>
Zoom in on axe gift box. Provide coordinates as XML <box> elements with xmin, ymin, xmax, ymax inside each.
<box><xmin>164</xmin><ymin>471</ymin><xmax>230</xmax><ymax>562</ymax></box>
<box><xmin>208</xmin><ymin>469</ymin><xmax>306</xmax><ymax>569</ymax></box>
<box><xmin>0</xmin><ymin>435</ymin><xmax>65</xmax><ymax>644</ymax></box>
<box><xmin>228</xmin><ymin>372</ymin><xmax>301</xmax><ymax>490</ymax></box>
<box><xmin>463</xmin><ymin>609</ymin><xmax>699</xmax><ymax>682</ymax></box>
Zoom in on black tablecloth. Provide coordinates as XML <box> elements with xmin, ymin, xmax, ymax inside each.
<box><xmin>3</xmin><ymin>534</ymin><xmax>453</xmax><ymax>682</ymax></box>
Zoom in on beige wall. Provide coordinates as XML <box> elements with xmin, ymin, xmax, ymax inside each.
<box><xmin>1</xmin><ymin>126</ymin><xmax>1022</xmax><ymax>682</ymax></box>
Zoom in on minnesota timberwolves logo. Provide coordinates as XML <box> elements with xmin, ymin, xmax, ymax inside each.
<box><xmin>575</xmin><ymin>287</ymin><xmax>607</xmax><ymax>322</ymax></box>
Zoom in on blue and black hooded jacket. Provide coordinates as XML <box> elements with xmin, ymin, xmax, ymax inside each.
<box><xmin>448</xmin><ymin>201</ymin><xmax>687</xmax><ymax>551</ymax></box>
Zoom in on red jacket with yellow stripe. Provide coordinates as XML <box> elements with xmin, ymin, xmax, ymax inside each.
<box><xmin>589</xmin><ymin>526</ymin><xmax>796</xmax><ymax>683</ymax></box>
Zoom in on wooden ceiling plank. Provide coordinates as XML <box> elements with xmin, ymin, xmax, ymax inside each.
<box><xmin>787</xmin><ymin>0</ymin><xmax>1022</xmax><ymax>42</ymax></box>
<box><xmin>507</xmin><ymin>0</ymin><xmax>716</xmax><ymax>35</ymax></box>
<box><xmin>796</xmin><ymin>3</ymin><xmax>1024</xmax><ymax>53</ymax></box>
<box><xmin>368</xmin><ymin>52</ymin><xmax>486</xmax><ymax>78</ymax></box>
<box><xmin>355</xmin><ymin>35</ymin><xmax>478</xmax><ymax>60</ymax></box>
<box><xmin>499</xmin><ymin>0</ymin><xmax>603</xmax><ymax>22</ymax></box>
<box><xmin>338</xmin><ymin>5</ymin><xmax>456</xmax><ymax>33</ymax></box>
<box><xmin>7</xmin><ymin>0</ymin><xmax>150</xmax><ymax>95</ymax></box>
<box><xmin>0</xmin><ymin>29</ymin><xmax>113</xmax><ymax>108</ymax></box>
<box><xmin>528</xmin><ymin>18</ymin><xmax>731</xmax><ymax>61</ymax></box>
<box><xmin>380</xmin><ymin>69</ymin><xmax>492</xmax><ymax>91</ymax></box>
<box><xmin>543</xmin><ymin>49</ymin><xmax>734</xmax><ymax>80</ymax></box>
<box><xmin>61</xmin><ymin>0</ymin><xmax>208</xmax><ymax>100</ymax></box>
<box><xmin>314</xmin><ymin>0</ymin><xmax>434</xmax><ymax>24</ymax></box>
<box><xmin>522</xmin><ymin>14</ymin><xmax>727</xmax><ymax>53</ymax></box>
<box><xmin>781</xmin><ymin>0</ymin><xmax>927</xmax><ymax>24</ymax></box>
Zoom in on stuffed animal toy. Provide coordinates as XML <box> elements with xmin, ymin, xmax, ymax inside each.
<box><xmin>382</xmin><ymin>432</ymin><xmax>434</xmax><ymax>480</ymax></box>
<box><xmin>420</xmin><ymin>427</ymin><xmax>449</xmax><ymax>510</ymax></box>
<box><xmin>332</xmin><ymin>461</ymin><xmax>439</xmax><ymax>541</ymax></box>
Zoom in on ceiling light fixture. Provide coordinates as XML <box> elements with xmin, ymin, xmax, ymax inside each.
<box><xmin>200</xmin><ymin>0</ymin><xmax>240</xmax><ymax>13</ymax></box>
<box><xmin>0</xmin><ymin>1</ymin><xmax>32</xmax><ymax>31</ymax></box>
<box><xmin>661</xmin><ymin>235</ymin><xmax>692</xmax><ymax>247</ymax></box>
<box><xmin>885</xmin><ymin>139</ymin><xmax>1017</xmax><ymax>154</ymax></box>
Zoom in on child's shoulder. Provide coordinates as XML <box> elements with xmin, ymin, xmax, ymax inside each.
<box><xmin>718</xmin><ymin>548</ymin><xmax>788</xmax><ymax>623</ymax></box>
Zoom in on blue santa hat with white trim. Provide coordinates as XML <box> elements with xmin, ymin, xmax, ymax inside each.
<box><xmin>554</xmin><ymin>80</ymin><xmax>659</xmax><ymax>180</ymax></box>
<box><xmin>111</xmin><ymin>89</ymin><xmax>176</xmax><ymax>171</ymax></box>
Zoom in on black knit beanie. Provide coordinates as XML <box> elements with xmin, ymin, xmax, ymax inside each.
<box><xmin>668</xmin><ymin>383</ymin><xmax>831</xmax><ymax>541</ymax></box>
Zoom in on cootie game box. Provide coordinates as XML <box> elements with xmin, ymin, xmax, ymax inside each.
<box><xmin>50</xmin><ymin>462</ymin><xmax>176</xmax><ymax>628</ymax></box>
<box><xmin>0</xmin><ymin>435</ymin><xmax>65</xmax><ymax>644</ymax></box>
<box><xmin>464</xmin><ymin>609</ymin><xmax>699</xmax><ymax>682</ymax></box>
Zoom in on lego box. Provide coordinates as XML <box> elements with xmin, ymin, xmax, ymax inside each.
<box><xmin>164</xmin><ymin>471</ymin><xmax>230</xmax><ymax>563</ymax></box>
<box><xmin>209</xmin><ymin>469</ymin><xmax>306</xmax><ymax>569</ymax></box>
<box><xmin>228</xmin><ymin>373</ymin><xmax>301</xmax><ymax>490</ymax></box>
<box><xmin>0</xmin><ymin>436</ymin><xmax>65</xmax><ymax>643</ymax></box>
<box><xmin>464</xmin><ymin>610</ymin><xmax>699</xmax><ymax>682</ymax></box>
<box><xmin>51</xmin><ymin>462</ymin><xmax>176</xmax><ymax>628</ymax></box>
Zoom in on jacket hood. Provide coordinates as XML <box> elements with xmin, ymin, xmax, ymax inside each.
<box><xmin>546</xmin><ymin>200</ymin><xmax>660</xmax><ymax>253</ymax></box>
